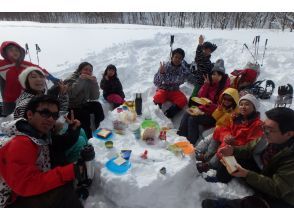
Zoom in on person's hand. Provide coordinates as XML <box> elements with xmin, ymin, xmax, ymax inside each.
<box><xmin>203</xmin><ymin>74</ymin><xmax>210</xmax><ymax>84</ymax></box>
<box><xmin>159</xmin><ymin>62</ymin><xmax>165</xmax><ymax>74</ymax></box>
<box><xmin>218</xmin><ymin>145</ymin><xmax>234</xmax><ymax>157</ymax></box>
<box><xmin>80</xmin><ymin>74</ymin><xmax>88</xmax><ymax>80</ymax></box>
<box><xmin>224</xmin><ymin>135</ymin><xmax>235</xmax><ymax>145</ymax></box>
<box><xmin>231</xmin><ymin>164</ymin><xmax>249</xmax><ymax>177</ymax></box>
<box><xmin>64</xmin><ymin>110</ymin><xmax>81</xmax><ymax>130</ymax></box>
<box><xmin>186</xmin><ymin>107</ymin><xmax>204</xmax><ymax>116</ymax></box>
<box><xmin>199</xmin><ymin>35</ymin><xmax>204</xmax><ymax>45</ymax></box>
<box><xmin>89</xmin><ymin>75</ymin><xmax>97</xmax><ymax>81</ymax></box>
<box><xmin>58</xmin><ymin>81</ymin><xmax>68</xmax><ymax>95</ymax></box>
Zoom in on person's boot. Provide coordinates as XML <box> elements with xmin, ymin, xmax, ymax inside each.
<box><xmin>164</xmin><ymin>104</ymin><xmax>181</xmax><ymax>118</ymax></box>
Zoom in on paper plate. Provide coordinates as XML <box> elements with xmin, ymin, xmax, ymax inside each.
<box><xmin>105</xmin><ymin>157</ymin><xmax>131</xmax><ymax>175</ymax></box>
<box><xmin>92</xmin><ymin>128</ymin><xmax>113</xmax><ymax>141</ymax></box>
<box><xmin>174</xmin><ymin>141</ymin><xmax>195</xmax><ymax>155</ymax></box>
<box><xmin>191</xmin><ymin>97</ymin><xmax>211</xmax><ymax>105</ymax></box>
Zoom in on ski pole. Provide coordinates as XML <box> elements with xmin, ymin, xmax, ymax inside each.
<box><xmin>256</xmin><ymin>36</ymin><xmax>260</xmax><ymax>62</ymax></box>
<box><xmin>253</xmin><ymin>36</ymin><xmax>257</xmax><ymax>59</ymax></box>
<box><xmin>241</xmin><ymin>44</ymin><xmax>245</xmax><ymax>53</ymax></box>
<box><xmin>244</xmin><ymin>43</ymin><xmax>256</xmax><ymax>62</ymax></box>
<box><xmin>25</xmin><ymin>43</ymin><xmax>31</xmax><ymax>62</ymax></box>
<box><xmin>170</xmin><ymin>35</ymin><xmax>174</xmax><ymax>59</ymax></box>
<box><xmin>261</xmin><ymin>39</ymin><xmax>268</xmax><ymax>66</ymax></box>
<box><xmin>35</xmin><ymin>44</ymin><xmax>41</xmax><ymax>65</ymax></box>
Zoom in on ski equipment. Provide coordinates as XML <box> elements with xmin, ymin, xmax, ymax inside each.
<box><xmin>261</xmin><ymin>39</ymin><xmax>268</xmax><ymax>66</ymax></box>
<box><xmin>35</xmin><ymin>44</ymin><xmax>41</xmax><ymax>65</ymax></box>
<box><xmin>275</xmin><ymin>84</ymin><xmax>293</xmax><ymax>107</ymax></box>
<box><xmin>170</xmin><ymin>35</ymin><xmax>174</xmax><ymax>59</ymax></box>
<box><xmin>25</xmin><ymin>43</ymin><xmax>31</xmax><ymax>62</ymax></box>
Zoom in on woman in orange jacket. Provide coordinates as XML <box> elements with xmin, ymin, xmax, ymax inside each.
<box><xmin>197</xmin><ymin>94</ymin><xmax>264</xmax><ymax>173</ymax></box>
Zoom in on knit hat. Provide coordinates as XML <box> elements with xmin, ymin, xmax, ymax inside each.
<box><xmin>212</xmin><ymin>59</ymin><xmax>225</xmax><ymax>74</ymax></box>
<box><xmin>202</xmin><ymin>42</ymin><xmax>217</xmax><ymax>52</ymax></box>
<box><xmin>239</xmin><ymin>93</ymin><xmax>260</xmax><ymax>111</ymax></box>
<box><xmin>18</xmin><ymin>66</ymin><xmax>45</xmax><ymax>89</ymax></box>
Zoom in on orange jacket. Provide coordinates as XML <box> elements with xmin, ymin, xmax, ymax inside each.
<box><xmin>214</xmin><ymin>112</ymin><xmax>264</xmax><ymax>158</ymax></box>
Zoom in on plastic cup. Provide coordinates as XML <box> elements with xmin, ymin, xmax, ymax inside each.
<box><xmin>129</xmin><ymin>123</ymin><xmax>141</xmax><ymax>139</ymax></box>
<box><xmin>105</xmin><ymin>141</ymin><xmax>113</xmax><ymax>149</ymax></box>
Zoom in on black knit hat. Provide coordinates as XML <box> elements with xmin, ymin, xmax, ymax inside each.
<box><xmin>172</xmin><ymin>48</ymin><xmax>185</xmax><ymax>59</ymax></box>
<box><xmin>203</xmin><ymin>42</ymin><xmax>217</xmax><ymax>52</ymax></box>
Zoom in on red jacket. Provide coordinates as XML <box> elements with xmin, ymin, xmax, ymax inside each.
<box><xmin>0</xmin><ymin>41</ymin><xmax>47</xmax><ymax>102</ymax></box>
<box><xmin>197</xmin><ymin>76</ymin><xmax>230</xmax><ymax>115</ymax></box>
<box><xmin>214</xmin><ymin>113</ymin><xmax>264</xmax><ymax>159</ymax></box>
<box><xmin>0</xmin><ymin>135</ymin><xmax>75</xmax><ymax>201</ymax></box>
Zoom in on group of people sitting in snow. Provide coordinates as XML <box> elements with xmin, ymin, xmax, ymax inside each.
<box><xmin>0</xmin><ymin>41</ymin><xmax>125</xmax><ymax>207</ymax></box>
<box><xmin>152</xmin><ymin>35</ymin><xmax>294</xmax><ymax>208</ymax></box>
<box><xmin>0</xmin><ymin>34</ymin><xmax>293</xmax><ymax>208</ymax></box>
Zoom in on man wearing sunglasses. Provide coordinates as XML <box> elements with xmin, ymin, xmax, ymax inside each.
<box><xmin>0</xmin><ymin>95</ymin><xmax>84</xmax><ymax>207</ymax></box>
<box><xmin>202</xmin><ymin>107</ymin><xmax>294</xmax><ymax>208</ymax></box>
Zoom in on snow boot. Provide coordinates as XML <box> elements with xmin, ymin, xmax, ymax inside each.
<box><xmin>164</xmin><ymin>104</ymin><xmax>181</xmax><ymax>118</ymax></box>
<box><xmin>275</xmin><ymin>84</ymin><xmax>293</xmax><ymax>107</ymax></box>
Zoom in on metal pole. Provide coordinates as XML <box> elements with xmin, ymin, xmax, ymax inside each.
<box><xmin>35</xmin><ymin>44</ymin><xmax>41</xmax><ymax>65</ymax></box>
<box><xmin>25</xmin><ymin>43</ymin><xmax>31</xmax><ymax>62</ymax></box>
<box><xmin>261</xmin><ymin>39</ymin><xmax>268</xmax><ymax>66</ymax></box>
<box><xmin>170</xmin><ymin>35</ymin><xmax>174</xmax><ymax>59</ymax></box>
<box><xmin>256</xmin><ymin>36</ymin><xmax>260</xmax><ymax>62</ymax></box>
<box><xmin>244</xmin><ymin>43</ymin><xmax>256</xmax><ymax>62</ymax></box>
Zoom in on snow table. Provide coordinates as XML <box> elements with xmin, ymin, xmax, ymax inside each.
<box><xmin>89</xmin><ymin>120</ymin><xmax>196</xmax><ymax>208</ymax></box>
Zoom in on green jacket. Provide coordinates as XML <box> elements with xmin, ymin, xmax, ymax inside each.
<box><xmin>234</xmin><ymin>138</ymin><xmax>294</xmax><ymax>206</ymax></box>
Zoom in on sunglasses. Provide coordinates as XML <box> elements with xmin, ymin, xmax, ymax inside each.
<box><xmin>35</xmin><ymin>109</ymin><xmax>59</xmax><ymax>120</ymax></box>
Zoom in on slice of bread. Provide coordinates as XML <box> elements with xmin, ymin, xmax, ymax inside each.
<box><xmin>97</xmin><ymin>129</ymin><xmax>111</xmax><ymax>139</ymax></box>
<box><xmin>222</xmin><ymin>156</ymin><xmax>238</xmax><ymax>174</ymax></box>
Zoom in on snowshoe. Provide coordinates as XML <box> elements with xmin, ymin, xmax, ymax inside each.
<box><xmin>249</xmin><ymin>80</ymin><xmax>275</xmax><ymax>99</ymax></box>
<box><xmin>275</xmin><ymin>84</ymin><xmax>293</xmax><ymax>107</ymax></box>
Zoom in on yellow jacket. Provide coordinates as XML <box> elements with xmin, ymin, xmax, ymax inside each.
<box><xmin>212</xmin><ymin>88</ymin><xmax>239</xmax><ymax>127</ymax></box>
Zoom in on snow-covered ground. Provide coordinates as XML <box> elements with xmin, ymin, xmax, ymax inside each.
<box><xmin>0</xmin><ymin>21</ymin><xmax>293</xmax><ymax>207</ymax></box>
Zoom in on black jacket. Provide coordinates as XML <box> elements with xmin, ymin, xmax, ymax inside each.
<box><xmin>194</xmin><ymin>44</ymin><xmax>213</xmax><ymax>86</ymax></box>
<box><xmin>100</xmin><ymin>76</ymin><xmax>125</xmax><ymax>100</ymax></box>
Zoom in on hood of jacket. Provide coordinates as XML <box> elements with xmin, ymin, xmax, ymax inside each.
<box><xmin>0</xmin><ymin>41</ymin><xmax>25</xmax><ymax>63</ymax></box>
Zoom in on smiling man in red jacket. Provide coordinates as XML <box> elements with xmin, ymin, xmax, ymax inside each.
<box><xmin>0</xmin><ymin>95</ymin><xmax>83</xmax><ymax>208</ymax></box>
